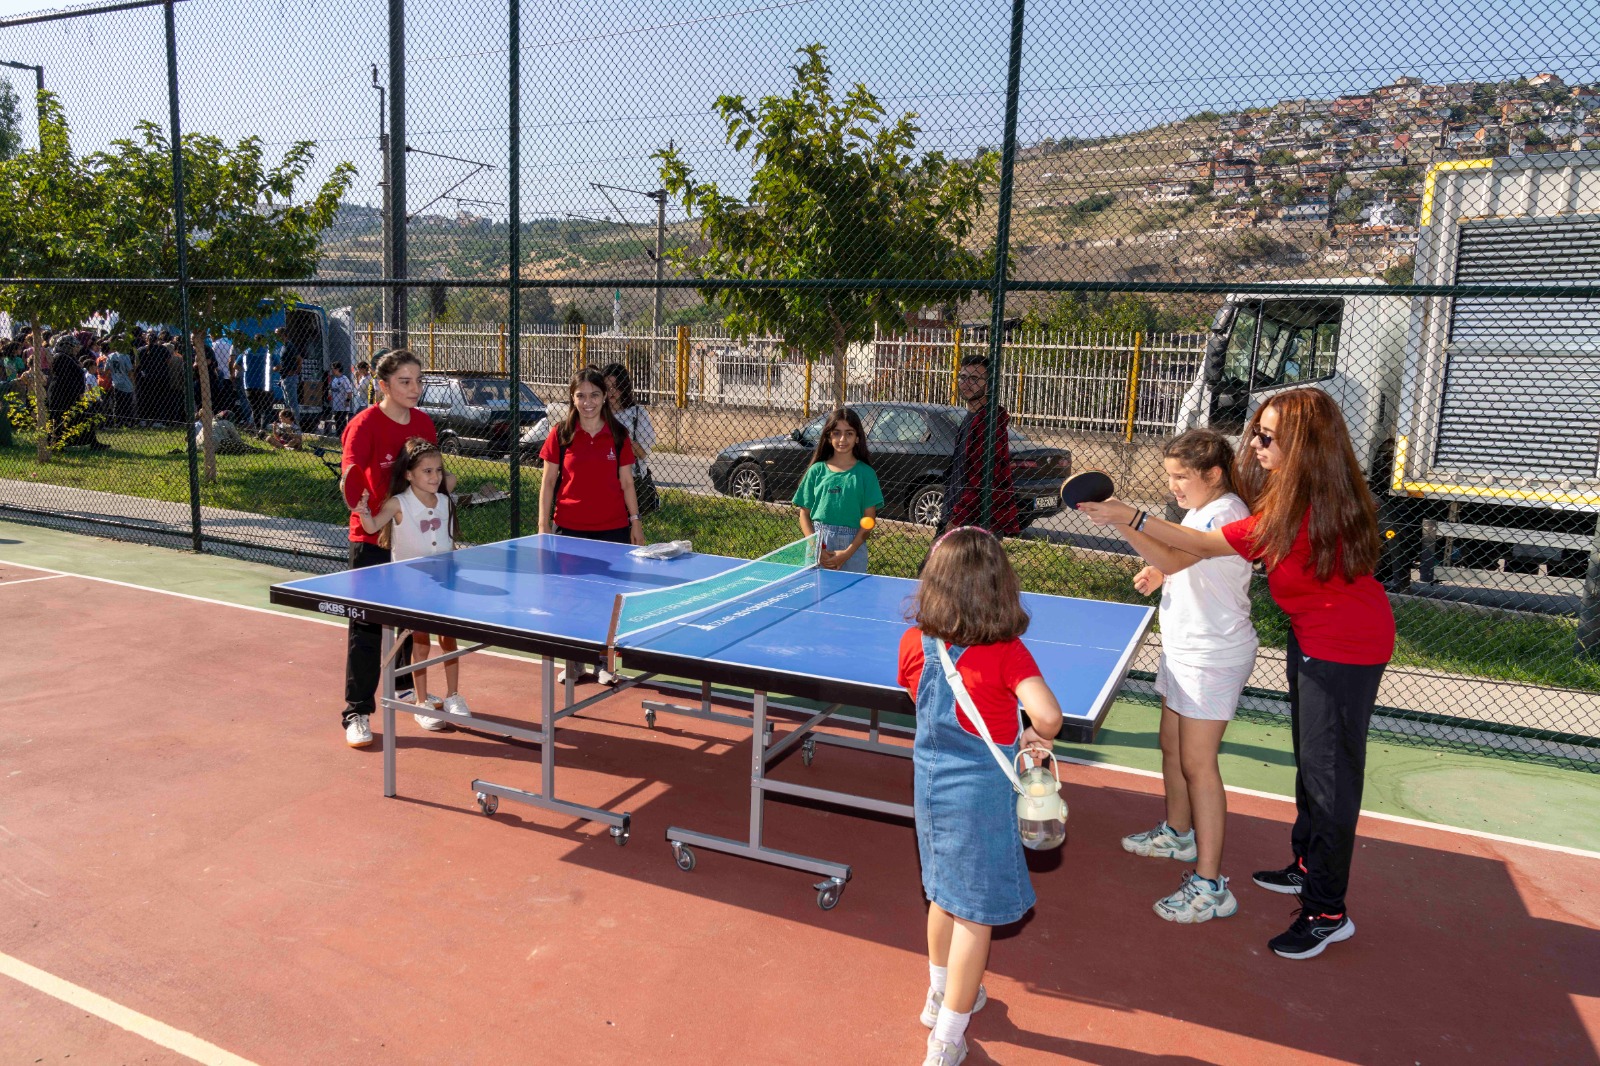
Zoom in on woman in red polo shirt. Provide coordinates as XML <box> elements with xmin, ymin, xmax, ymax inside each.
<box><xmin>337</xmin><ymin>349</ymin><xmax>452</xmax><ymax>748</ymax></box>
<box><xmin>537</xmin><ymin>366</ymin><xmax>646</xmax><ymax>546</ymax></box>
<box><xmin>1081</xmin><ymin>387</ymin><xmax>1394</xmax><ymax>962</ymax></box>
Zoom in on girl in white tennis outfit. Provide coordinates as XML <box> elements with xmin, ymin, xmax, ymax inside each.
<box><xmin>1115</xmin><ymin>429</ymin><xmax>1257</xmax><ymax>922</ymax></box>
<box><xmin>355</xmin><ymin>436</ymin><xmax>471</xmax><ymax>733</ymax></box>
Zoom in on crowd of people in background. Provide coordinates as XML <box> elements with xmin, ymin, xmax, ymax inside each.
<box><xmin>0</xmin><ymin>318</ymin><xmax>371</xmax><ymax>447</ymax></box>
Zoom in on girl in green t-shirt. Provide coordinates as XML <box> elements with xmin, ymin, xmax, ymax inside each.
<box><xmin>793</xmin><ymin>407</ymin><xmax>884</xmax><ymax>573</ymax></box>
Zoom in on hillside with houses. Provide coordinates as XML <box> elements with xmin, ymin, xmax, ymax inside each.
<box><xmin>997</xmin><ymin>72</ymin><xmax>1600</xmax><ymax>287</ymax></box>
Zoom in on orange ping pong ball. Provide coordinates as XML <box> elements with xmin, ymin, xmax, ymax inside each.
<box><xmin>860</xmin><ymin>516</ymin><xmax>876</xmax><ymax>531</ymax></box>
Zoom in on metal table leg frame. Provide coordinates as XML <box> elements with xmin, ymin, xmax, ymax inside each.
<box><xmin>664</xmin><ymin>692</ymin><xmax>852</xmax><ymax>909</ymax></box>
<box><xmin>469</xmin><ymin>655</ymin><xmax>631</xmax><ymax>845</ymax></box>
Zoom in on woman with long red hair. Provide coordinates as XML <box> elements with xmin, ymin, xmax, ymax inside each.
<box><xmin>1081</xmin><ymin>388</ymin><xmax>1394</xmax><ymax>960</ymax></box>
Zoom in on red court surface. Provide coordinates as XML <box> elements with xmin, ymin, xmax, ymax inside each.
<box><xmin>4</xmin><ymin>560</ymin><xmax>1599</xmax><ymax>1065</ymax></box>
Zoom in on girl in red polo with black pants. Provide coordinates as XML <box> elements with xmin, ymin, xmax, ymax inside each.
<box><xmin>337</xmin><ymin>349</ymin><xmax>454</xmax><ymax>748</ymax></box>
<box><xmin>1083</xmin><ymin>387</ymin><xmax>1394</xmax><ymax>960</ymax></box>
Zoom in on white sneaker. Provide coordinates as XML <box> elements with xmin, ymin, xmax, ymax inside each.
<box><xmin>555</xmin><ymin>665</ymin><xmax>598</xmax><ymax>686</ymax></box>
<box><xmin>923</xmin><ymin>1035</ymin><xmax>968</xmax><ymax>1066</ymax></box>
<box><xmin>345</xmin><ymin>715</ymin><xmax>373</xmax><ymax>747</ymax></box>
<box><xmin>414</xmin><ymin>696</ymin><xmax>450</xmax><ymax>732</ymax></box>
<box><xmin>1154</xmin><ymin>871</ymin><xmax>1239</xmax><ymax>924</ymax></box>
<box><xmin>1121</xmin><ymin>821</ymin><xmax>1198</xmax><ymax>862</ymax></box>
<box><xmin>597</xmin><ymin>668</ymin><xmax>618</xmax><ymax>686</ymax></box>
<box><xmin>442</xmin><ymin>693</ymin><xmax>471</xmax><ymax>719</ymax></box>
<box><xmin>920</xmin><ymin>985</ymin><xmax>987</xmax><ymax>1028</ymax></box>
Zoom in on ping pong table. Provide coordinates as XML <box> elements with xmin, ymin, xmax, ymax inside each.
<box><xmin>270</xmin><ymin>533</ymin><xmax>1154</xmax><ymax>910</ymax></box>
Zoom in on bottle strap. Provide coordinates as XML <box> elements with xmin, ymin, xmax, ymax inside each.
<box><xmin>935</xmin><ymin>640</ymin><xmax>1024</xmax><ymax>796</ymax></box>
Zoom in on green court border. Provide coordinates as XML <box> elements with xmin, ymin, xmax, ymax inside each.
<box><xmin>5</xmin><ymin>517</ymin><xmax>1597</xmax><ymax>855</ymax></box>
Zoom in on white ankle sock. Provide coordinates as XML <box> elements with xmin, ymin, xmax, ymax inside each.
<box><xmin>928</xmin><ymin>963</ymin><xmax>948</xmax><ymax>994</ymax></box>
<box><xmin>933</xmin><ymin>1004</ymin><xmax>970</xmax><ymax>1045</ymax></box>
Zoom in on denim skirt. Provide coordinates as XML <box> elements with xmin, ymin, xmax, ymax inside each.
<box><xmin>815</xmin><ymin>522</ymin><xmax>869</xmax><ymax>573</ymax></box>
<box><xmin>912</xmin><ymin>634</ymin><xmax>1035</xmax><ymax>926</ymax></box>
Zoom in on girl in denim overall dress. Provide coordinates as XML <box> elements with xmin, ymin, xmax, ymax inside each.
<box><xmin>897</xmin><ymin>528</ymin><xmax>1064</xmax><ymax>1066</ymax></box>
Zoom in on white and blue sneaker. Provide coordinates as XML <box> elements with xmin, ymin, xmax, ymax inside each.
<box><xmin>1121</xmin><ymin>821</ymin><xmax>1198</xmax><ymax>862</ymax></box>
<box><xmin>1154</xmin><ymin>871</ymin><xmax>1238</xmax><ymax>924</ymax></box>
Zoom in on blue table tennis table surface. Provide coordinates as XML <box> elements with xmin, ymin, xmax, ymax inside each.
<box><xmin>269</xmin><ymin>534</ymin><xmax>1154</xmax><ymax>740</ymax></box>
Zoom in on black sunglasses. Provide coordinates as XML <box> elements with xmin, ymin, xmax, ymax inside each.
<box><xmin>1252</xmin><ymin>429</ymin><xmax>1276</xmax><ymax>448</ymax></box>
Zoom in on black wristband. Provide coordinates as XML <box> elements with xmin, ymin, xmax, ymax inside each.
<box><xmin>1135</xmin><ymin>511</ymin><xmax>1151</xmax><ymax>533</ymax></box>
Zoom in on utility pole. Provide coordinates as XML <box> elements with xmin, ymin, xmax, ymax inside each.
<box><xmin>590</xmin><ymin>170</ymin><xmax>670</xmax><ymax>409</ymax></box>
<box><xmin>387</xmin><ymin>0</ymin><xmax>408</xmax><ymax>351</ymax></box>
<box><xmin>370</xmin><ymin>64</ymin><xmax>390</xmax><ymax>342</ymax></box>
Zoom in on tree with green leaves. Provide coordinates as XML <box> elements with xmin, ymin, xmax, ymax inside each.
<box><xmin>0</xmin><ymin>79</ymin><xmax>23</xmax><ymax>161</ymax></box>
<box><xmin>0</xmin><ymin>92</ymin><xmax>111</xmax><ymax>461</ymax></box>
<box><xmin>657</xmin><ymin>43</ymin><xmax>998</xmax><ymax>406</ymax></box>
<box><xmin>91</xmin><ymin>123</ymin><xmax>355</xmax><ymax>481</ymax></box>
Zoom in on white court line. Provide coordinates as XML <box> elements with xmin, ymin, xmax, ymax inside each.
<box><xmin>0</xmin><ymin>950</ymin><xmax>260</xmax><ymax>1066</ymax></box>
<box><xmin>5</xmin><ymin>556</ymin><xmax>1599</xmax><ymax>863</ymax></box>
<box><xmin>0</xmin><ymin>573</ymin><xmax>67</xmax><ymax>587</ymax></box>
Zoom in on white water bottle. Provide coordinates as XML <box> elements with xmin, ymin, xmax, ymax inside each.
<box><xmin>1015</xmin><ymin>747</ymin><xmax>1068</xmax><ymax>851</ymax></box>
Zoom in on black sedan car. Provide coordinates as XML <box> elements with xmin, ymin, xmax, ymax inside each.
<box><xmin>708</xmin><ymin>402</ymin><xmax>1072</xmax><ymax>527</ymax></box>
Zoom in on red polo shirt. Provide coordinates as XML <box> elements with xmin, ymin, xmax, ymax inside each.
<box><xmin>1221</xmin><ymin>513</ymin><xmax>1395</xmax><ymax>665</ymax></box>
<box><xmin>540</xmin><ymin>424</ymin><xmax>637</xmax><ymax>531</ymax></box>
<box><xmin>340</xmin><ymin>404</ymin><xmax>438</xmax><ymax>545</ymax></box>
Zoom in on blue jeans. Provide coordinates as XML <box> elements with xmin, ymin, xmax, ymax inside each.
<box><xmin>280</xmin><ymin>374</ymin><xmax>300</xmax><ymax>419</ymax></box>
<box><xmin>816</xmin><ymin>522</ymin><xmax>868</xmax><ymax>573</ymax></box>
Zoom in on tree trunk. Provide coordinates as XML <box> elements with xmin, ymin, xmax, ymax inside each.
<box><xmin>192</xmin><ymin>328</ymin><xmax>216</xmax><ymax>484</ymax></box>
<box><xmin>30</xmin><ymin>315</ymin><xmax>47</xmax><ymax>463</ymax></box>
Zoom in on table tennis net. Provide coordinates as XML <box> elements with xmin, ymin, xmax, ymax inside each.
<box><xmin>609</xmin><ymin>533</ymin><xmax>822</xmax><ymax>647</ymax></box>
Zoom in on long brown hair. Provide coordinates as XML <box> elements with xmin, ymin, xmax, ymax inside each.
<box><xmin>558</xmin><ymin>366</ymin><xmax>630</xmax><ymax>449</ymax></box>
<box><xmin>810</xmin><ymin>407</ymin><xmax>872</xmax><ymax>466</ymax></box>
<box><xmin>908</xmin><ymin>527</ymin><xmax>1030</xmax><ymax>646</ymax></box>
<box><xmin>1234</xmin><ymin>388</ymin><xmax>1379</xmax><ymax>582</ymax></box>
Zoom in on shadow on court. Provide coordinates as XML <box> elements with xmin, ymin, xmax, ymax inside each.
<box><xmin>3</xmin><ymin>565</ymin><xmax>1597</xmax><ymax>1066</ymax></box>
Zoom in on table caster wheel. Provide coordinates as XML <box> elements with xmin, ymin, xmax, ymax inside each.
<box><xmin>814</xmin><ymin>878</ymin><xmax>844</xmax><ymax>911</ymax></box>
<box><xmin>610</xmin><ymin>825</ymin><xmax>629</xmax><ymax>846</ymax></box>
<box><xmin>476</xmin><ymin>792</ymin><xmax>498</xmax><ymax>816</ymax></box>
<box><xmin>644</xmin><ymin>708</ymin><xmax>657</xmax><ymax>729</ymax></box>
<box><xmin>672</xmin><ymin>843</ymin><xmax>696</xmax><ymax>872</ymax></box>
<box><xmin>801</xmin><ymin>736</ymin><xmax>816</xmax><ymax>767</ymax></box>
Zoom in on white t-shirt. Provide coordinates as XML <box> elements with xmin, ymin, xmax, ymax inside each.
<box><xmin>615</xmin><ymin>405</ymin><xmax>655</xmax><ymax>475</ymax></box>
<box><xmin>390</xmin><ymin>487</ymin><xmax>454</xmax><ymax>561</ymax></box>
<box><xmin>1159</xmin><ymin>493</ymin><xmax>1258</xmax><ymax>668</ymax></box>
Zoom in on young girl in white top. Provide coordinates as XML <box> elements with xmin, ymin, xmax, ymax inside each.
<box><xmin>1115</xmin><ymin>429</ymin><xmax>1257</xmax><ymax>923</ymax></box>
<box><xmin>355</xmin><ymin>436</ymin><xmax>471</xmax><ymax>733</ymax></box>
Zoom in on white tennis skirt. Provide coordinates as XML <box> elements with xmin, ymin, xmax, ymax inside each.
<box><xmin>1156</xmin><ymin>654</ymin><xmax>1254</xmax><ymax>721</ymax></box>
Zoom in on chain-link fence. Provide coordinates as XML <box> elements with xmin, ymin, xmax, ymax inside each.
<box><xmin>2</xmin><ymin>0</ymin><xmax>1597</xmax><ymax>769</ymax></box>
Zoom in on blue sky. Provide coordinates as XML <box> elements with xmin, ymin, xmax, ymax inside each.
<box><xmin>1</xmin><ymin>0</ymin><xmax>1595</xmax><ymax>234</ymax></box>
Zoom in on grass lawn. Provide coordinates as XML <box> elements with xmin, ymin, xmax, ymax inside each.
<box><xmin>5</xmin><ymin>425</ymin><xmax>1599</xmax><ymax>694</ymax></box>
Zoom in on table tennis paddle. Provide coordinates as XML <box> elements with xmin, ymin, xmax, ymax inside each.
<box><xmin>1060</xmin><ymin>470</ymin><xmax>1115</xmax><ymax>509</ymax></box>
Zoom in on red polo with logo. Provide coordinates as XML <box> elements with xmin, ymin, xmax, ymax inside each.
<box><xmin>340</xmin><ymin>405</ymin><xmax>438</xmax><ymax>545</ymax></box>
<box><xmin>540</xmin><ymin>423</ymin><xmax>636</xmax><ymax>531</ymax></box>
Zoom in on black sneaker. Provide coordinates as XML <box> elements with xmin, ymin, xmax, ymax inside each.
<box><xmin>1252</xmin><ymin>857</ymin><xmax>1307</xmax><ymax>895</ymax></box>
<box><xmin>1269</xmin><ymin>908</ymin><xmax>1355</xmax><ymax>959</ymax></box>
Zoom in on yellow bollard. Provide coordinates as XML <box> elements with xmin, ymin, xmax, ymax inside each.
<box><xmin>498</xmin><ymin>323</ymin><xmax>507</xmax><ymax>376</ymax></box>
<box><xmin>803</xmin><ymin>359</ymin><xmax>813</xmax><ymax>420</ymax></box>
<box><xmin>1123</xmin><ymin>332</ymin><xmax>1144</xmax><ymax>442</ymax></box>
<box><xmin>950</xmin><ymin>326</ymin><xmax>962</xmax><ymax>405</ymax></box>
<box><xmin>428</xmin><ymin>322</ymin><xmax>436</xmax><ymax>369</ymax></box>
<box><xmin>577</xmin><ymin>323</ymin><xmax>587</xmax><ymax>370</ymax></box>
